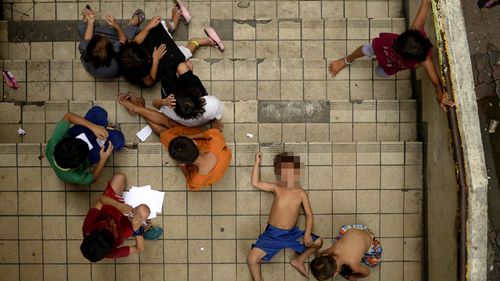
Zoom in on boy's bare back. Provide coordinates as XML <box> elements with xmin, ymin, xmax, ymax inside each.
<box><xmin>267</xmin><ymin>184</ymin><xmax>306</xmax><ymax>230</ymax></box>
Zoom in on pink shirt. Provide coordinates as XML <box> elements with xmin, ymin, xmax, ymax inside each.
<box><xmin>372</xmin><ymin>30</ymin><xmax>432</xmax><ymax>75</ymax></box>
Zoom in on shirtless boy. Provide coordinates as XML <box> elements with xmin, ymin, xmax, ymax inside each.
<box><xmin>310</xmin><ymin>224</ymin><xmax>382</xmax><ymax>281</ymax></box>
<box><xmin>247</xmin><ymin>152</ymin><xmax>323</xmax><ymax>281</ymax></box>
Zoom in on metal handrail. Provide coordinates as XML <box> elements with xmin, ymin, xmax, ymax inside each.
<box><xmin>430</xmin><ymin>1</ymin><xmax>468</xmax><ymax>281</ymax></box>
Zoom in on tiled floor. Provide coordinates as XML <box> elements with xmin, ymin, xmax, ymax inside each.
<box><xmin>0</xmin><ymin>1</ymin><xmax>422</xmax><ymax>281</ymax></box>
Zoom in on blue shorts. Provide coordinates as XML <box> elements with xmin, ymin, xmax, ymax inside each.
<box><xmin>252</xmin><ymin>224</ymin><xmax>319</xmax><ymax>262</ymax></box>
<box><xmin>67</xmin><ymin>106</ymin><xmax>124</xmax><ymax>165</ymax></box>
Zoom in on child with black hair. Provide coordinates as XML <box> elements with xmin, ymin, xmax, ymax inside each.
<box><xmin>310</xmin><ymin>224</ymin><xmax>382</xmax><ymax>281</ymax></box>
<box><xmin>117</xmin><ymin>13</ymin><xmax>223</xmax><ymax>88</ymax></box>
<box><xmin>247</xmin><ymin>152</ymin><xmax>323</xmax><ymax>280</ymax></box>
<box><xmin>81</xmin><ymin>173</ymin><xmax>163</xmax><ymax>262</ymax></box>
<box><xmin>78</xmin><ymin>6</ymin><xmax>145</xmax><ymax>79</ymax></box>
<box><xmin>328</xmin><ymin>0</ymin><xmax>454</xmax><ymax>111</ymax></box>
<box><xmin>117</xmin><ymin>89</ymin><xmax>224</xmax><ymax>133</ymax></box>
<box><xmin>45</xmin><ymin>107</ymin><xmax>124</xmax><ymax>185</ymax></box>
<box><xmin>162</xmin><ymin>129</ymin><xmax>232</xmax><ymax>190</ymax></box>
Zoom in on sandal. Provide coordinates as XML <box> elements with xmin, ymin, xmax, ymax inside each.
<box><xmin>175</xmin><ymin>0</ymin><xmax>191</xmax><ymax>23</ymax></box>
<box><xmin>132</xmin><ymin>9</ymin><xmax>145</xmax><ymax>26</ymax></box>
<box><xmin>204</xmin><ymin>27</ymin><xmax>225</xmax><ymax>51</ymax></box>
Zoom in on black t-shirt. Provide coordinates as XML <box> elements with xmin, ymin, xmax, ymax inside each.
<box><xmin>161</xmin><ymin>70</ymin><xmax>207</xmax><ymax>99</ymax></box>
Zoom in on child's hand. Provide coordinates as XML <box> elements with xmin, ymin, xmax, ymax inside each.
<box><xmin>86</xmin><ymin>10</ymin><xmax>96</xmax><ymax>24</ymax></box>
<box><xmin>92</xmin><ymin>125</ymin><xmax>109</xmax><ymax>140</ymax></box>
<box><xmin>255</xmin><ymin>152</ymin><xmax>262</xmax><ymax>163</ymax></box>
<box><xmin>99</xmin><ymin>141</ymin><xmax>114</xmax><ymax>160</ymax></box>
<box><xmin>303</xmin><ymin>234</ymin><xmax>313</xmax><ymax>247</ymax></box>
<box><xmin>165</xmin><ymin>94</ymin><xmax>176</xmax><ymax>108</ymax></box>
<box><xmin>119</xmin><ymin>203</ymin><xmax>133</xmax><ymax>214</ymax></box>
<box><xmin>152</xmin><ymin>44</ymin><xmax>167</xmax><ymax>62</ymax></box>
<box><xmin>436</xmin><ymin>89</ymin><xmax>455</xmax><ymax>112</ymax></box>
<box><xmin>105</xmin><ymin>14</ymin><xmax>118</xmax><ymax>28</ymax></box>
<box><xmin>146</xmin><ymin>16</ymin><xmax>162</xmax><ymax>30</ymax></box>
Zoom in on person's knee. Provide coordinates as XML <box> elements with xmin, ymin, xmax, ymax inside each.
<box><xmin>313</xmin><ymin>237</ymin><xmax>323</xmax><ymax>248</ymax></box>
<box><xmin>108</xmin><ymin>130</ymin><xmax>125</xmax><ymax>151</ymax></box>
<box><xmin>176</xmin><ymin>62</ymin><xmax>190</xmax><ymax>75</ymax></box>
<box><xmin>111</xmin><ymin>172</ymin><xmax>126</xmax><ymax>190</ymax></box>
<box><xmin>247</xmin><ymin>250</ymin><xmax>262</xmax><ymax>266</ymax></box>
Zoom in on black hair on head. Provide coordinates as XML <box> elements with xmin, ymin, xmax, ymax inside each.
<box><xmin>80</xmin><ymin>229</ymin><xmax>114</xmax><ymax>262</ymax></box>
<box><xmin>310</xmin><ymin>255</ymin><xmax>337</xmax><ymax>281</ymax></box>
<box><xmin>54</xmin><ymin>137</ymin><xmax>89</xmax><ymax>169</ymax></box>
<box><xmin>117</xmin><ymin>42</ymin><xmax>152</xmax><ymax>83</ymax></box>
<box><xmin>86</xmin><ymin>35</ymin><xmax>115</xmax><ymax>68</ymax></box>
<box><xmin>168</xmin><ymin>136</ymin><xmax>199</xmax><ymax>164</ymax></box>
<box><xmin>173</xmin><ymin>87</ymin><xmax>207</xmax><ymax>120</ymax></box>
<box><xmin>393</xmin><ymin>29</ymin><xmax>433</xmax><ymax>61</ymax></box>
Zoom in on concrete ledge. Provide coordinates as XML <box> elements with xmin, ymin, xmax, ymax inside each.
<box><xmin>435</xmin><ymin>0</ymin><xmax>489</xmax><ymax>280</ymax></box>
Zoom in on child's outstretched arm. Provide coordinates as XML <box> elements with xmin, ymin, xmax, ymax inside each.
<box><xmin>301</xmin><ymin>191</ymin><xmax>314</xmax><ymax>247</ymax></box>
<box><xmin>251</xmin><ymin>152</ymin><xmax>275</xmax><ymax>192</ymax></box>
<box><xmin>83</xmin><ymin>11</ymin><xmax>96</xmax><ymax>40</ymax></box>
<box><xmin>105</xmin><ymin>14</ymin><xmax>127</xmax><ymax>44</ymax></box>
<box><xmin>421</xmin><ymin>58</ymin><xmax>455</xmax><ymax>111</ymax></box>
<box><xmin>133</xmin><ymin>16</ymin><xmax>162</xmax><ymax>44</ymax></box>
<box><xmin>411</xmin><ymin>0</ymin><xmax>430</xmax><ymax>30</ymax></box>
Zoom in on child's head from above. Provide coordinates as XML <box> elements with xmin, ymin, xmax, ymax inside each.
<box><xmin>174</xmin><ymin>88</ymin><xmax>207</xmax><ymax>120</ymax></box>
<box><xmin>132</xmin><ymin>204</ymin><xmax>151</xmax><ymax>225</ymax></box>
<box><xmin>393</xmin><ymin>30</ymin><xmax>433</xmax><ymax>62</ymax></box>
<box><xmin>168</xmin><ymin>136</ymin><xmax>199</xmax><ymax>165</ymax></box>
<box><xmin>87</xmin><ymin>35</ymin><xmax>115</xmax><ymax>68</ymax></box>
<box><xmin>273</xmin><ymin>152</ymin><xmax>301</xmax><ymax>185</ymax></box>
<box><xmin>54</xmin><ymin>137</ymin><xmax>89</xmax><ymax>169</ymax></box>
<box><xmin>80</xmin><ymin>228</ymin><xmax>114</xmax><ymax>262</ymax></box>
<box><xmin>310</xmin><ymin>255</ymin><xmax>353</xmax><ymax>281</ymax></box>
<box><xmin>117</xmin><ymin>42</ymin><xmax>151</xmax><ymax>80</ymax></box>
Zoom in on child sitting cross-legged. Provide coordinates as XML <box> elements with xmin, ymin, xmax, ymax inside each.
<box><xmin>247</xmin><ymin>152</ymin><xmax>323</xmax><ymax>280</ymax></box>
<box><xmin>80</xmin><ymin>173</ymin><xmax>163</xmax><ymax>262</ymax></box>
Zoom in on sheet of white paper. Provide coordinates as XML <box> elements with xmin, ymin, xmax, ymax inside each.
<box><xmin>75</xmin><ymin>133</ymin><xmax>93</xmax><ymax>150</ymax></box>
<box><xmin>136</xmin><ymin>125</ymin><xmax>153</xmax><ymax>142</ymax></box>
<box><xmin>123</xmin><ymin>185</ymin><xmax>165</xmax><ymax>219</ymax></box>
<box><xmin>96</xmin><ymin>138</ymin><xmax>106</xmax><ymax>147</ymax></box>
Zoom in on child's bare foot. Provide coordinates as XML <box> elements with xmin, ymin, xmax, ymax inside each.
<box><xmin>291</xmin><ymin>258</ymin><xmax>309</xmax><ymax>277</ymax></box>
<box><xmin>126</xmin><ymin>93</ymin><xmax>145</xmax><ymax>107</ymax></box>
<box><xmin>129</xmin><ymin>9</ymin><xmax>145</xmax><ymax>26</ymax></box>
<box><xmin>328</xmin><ymin>57</ymin><xmax>349</xmax><ymax>77</ymax></box>
<box><xmin>117</xmin><ymin>94</ymin><xmax>138</xmax><ymax>114</ymax></box>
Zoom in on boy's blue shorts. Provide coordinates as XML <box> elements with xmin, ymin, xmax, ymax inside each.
<box><xmin>252</xmin><ymin>224</ymin><xmax>319</xmax><ymax>261</ymax></box>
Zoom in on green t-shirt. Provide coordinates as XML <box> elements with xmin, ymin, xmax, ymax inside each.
<box><xmin>45</xmin><ymin>120</ymin><xmax>94</xmax><ymax>185</ymax></box>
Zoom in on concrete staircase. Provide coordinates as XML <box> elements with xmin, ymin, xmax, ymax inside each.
<box><xmin>0</xmin><ymin>1</ymin><xmax>423</xmax><ymax>280</ymax></box>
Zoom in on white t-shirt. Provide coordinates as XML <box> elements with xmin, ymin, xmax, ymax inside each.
<box><xmin>160</xmin><ymin>95</ymin><xmax>224</xmax><ymax>127</ymax></box>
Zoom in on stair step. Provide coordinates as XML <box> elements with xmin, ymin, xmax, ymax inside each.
<box><xmin>0</xmin><ymin>99</ymin><xmax>417</xmax><ymax>142</ymax></box>
<box><xmin>0</xmin><ymin>58</ymin><xmax>412</xmax><ymax>103</ymax></box>
<box><xmin>1</xmin><ymin>141</ymin><xmax>422</xmax><ymax>167</ymax></box>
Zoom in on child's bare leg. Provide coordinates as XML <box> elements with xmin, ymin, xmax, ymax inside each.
<box><xmin>145</xmin><ymin>120</ymin><xmax>168</xmax><ymax>136</ymax></box>
<box><xmin>168</xmin><ymin>6</ymin><xmax>181</xmax><ymax>32</ymax></box>
<box><xmin>329</xmin><ymin>45</ymin><xmax>365</xmax><ymax>76</ymax></box>
<box><xmin>247</xmin><ymin>248</ymin><xmax>267</xmax><ymax>281</ymax></box>
<box><xmin>186</xmin><ymin>38</ymin><xmax>211</xmax><ymax>54</ymax></box>
<box><xmin>291</xmin><ymin>238</ymin><xmax>323</xmax><ymax>277</ymax></box>
<box><xmin>109</xmin><ymin>172</ymin><xmax>127</xmax><ymax>196</ymax></box>
<box><xmin>118</xmin><ymin>96</ymin><xmax>177</xmax><ymax>128</ymax></box>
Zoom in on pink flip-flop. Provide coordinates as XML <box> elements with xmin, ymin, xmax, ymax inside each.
<box><xmin>204</xmin><ymin>27</ymin><xmax>224</xmax><ymax>51</ymax></box>
<box><xmin>175</xmin><ymin>0</ymin><xmax>191</xmax><ymax>23</ymax></box>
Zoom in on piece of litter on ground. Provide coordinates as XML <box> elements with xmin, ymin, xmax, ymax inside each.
<box><xmin>200</xmin><ymin>247</ymin><xmax>205</xmax><ymax>251</ymax></box>
<box><xmin>246</xmin><ymin>133</ymin><xmax>253</xmax><ymax>138</ymax></box>
<box><xmin>17</xmin><ymin>127</ymin><xmax>25</xmax><ymax>136</ymax></box>
<box><xmin>136</xmin><ymin>125</ymin><xmax>153</xmax><ymax>142</ymax></box>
